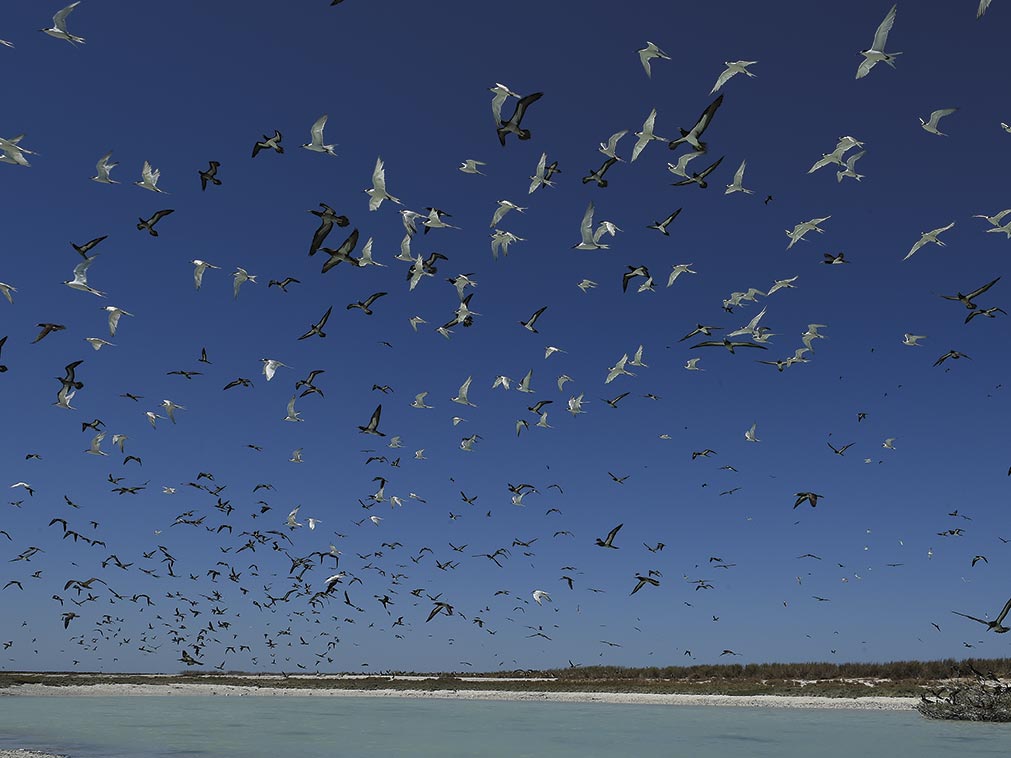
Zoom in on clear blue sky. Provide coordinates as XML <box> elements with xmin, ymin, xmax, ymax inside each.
<box><xmin>1</xmin><ymin>0</ymin><xmax>1009</xmax><ymax>673</ymax></box>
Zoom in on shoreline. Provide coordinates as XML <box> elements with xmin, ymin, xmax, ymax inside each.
<box><xmin>0</xmin><ymin>682</ymin><xmax>917</xmax><ymax>710</ymax></box>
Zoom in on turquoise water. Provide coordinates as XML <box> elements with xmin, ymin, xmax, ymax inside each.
<box><xmin>0</xmin><ymin>696</ymin><xmax>1009</xmax><ymax>758</ymax></box>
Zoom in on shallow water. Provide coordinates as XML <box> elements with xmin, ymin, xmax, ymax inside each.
<box><xmin>0</xmin><ymin>696</ymin><xmax>1009</xmax><ymax>758</ymax></box>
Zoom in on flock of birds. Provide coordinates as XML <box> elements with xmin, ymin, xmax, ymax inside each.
<box><xmin>1</xmin><ymin>1</ymin><xmax>1010</xmax><ymax>674</ymax></box>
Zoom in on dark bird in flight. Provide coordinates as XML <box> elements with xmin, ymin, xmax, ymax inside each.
<box><xmin>268</xmin><ymin>277</ymin><xmax>301</xmax><ymax>292</ymax></box>
<box><xmin>497</xmin><ymin>92</ymin><xmax>543</xmax><ymax>146</ymax></box>
<box><xmin>298</xmin><ymin>306</ymin><xmax>333</xmax><ymax>340</ymax></box>
<box><xmin>933</xmin><ymin>349</ymin><xmax>970</xmax><ymax>367</ymax></box>
<box><xmin>136</xmin><ymin>209</ymin><xmax>175</xmax><ymax>236</ymax></box>
<box><xmin>647</xmin><ymin>208</ymin><xmax>682</xmax><ymax>235</ymax></box>
<box><xmin>358</xmin><ymin>405</ymin><xmax>384</xmax><ymax>436</ymax></box>
<box><xmin>668</xmin><ymin>93</ymin><xmax>723</xmax><ymax>152</ymax></box>
<box><xmin>940</xmin><ymin>277</ymin><xmax>1000</xmax><ymax>310</ymax></box>
<box><xmin>595</xmin><ymin>523</ymin><xmax>623</xmax><ymax>549</ymax></box>
<box><xmin>793</xmin><ymin>492</ymin><xmax>824</xmax><ymax>509</ymax></box>
<box><xmin>347</xmin><ymin>292</ymin><xmax>387</xmax><ymax>316</ymax></box>
<box><xmin>691</xmin><ymin>338</ymin><xmax>768</xmax><ymax>354</ymax></box>
<box><xmin>952</xmin><ymin>596</ymin><xmax>1011</xmax><ymax>633</ymax></box>
<box><xmin>321</xmin><ymin>228</ymin><xmax>361</xmax><ymax>273</ymax></box>
<box><xmin>308</xmin><ymin>203</ymin><xmax>350</xmax><ymax>256</ymax></box>
<box><xmin>198</xmin><ymin>161</ymin><xmax>221</xmax><ymax>190</ymax></box>
<box><xmin>672</xmin><ymin>155</ymin><xmax>724</xmax><ymax>189</ymax></box>
<box><xmin>71</xmin><ymin>235</ymin><xmax>107</xmax><ymax>259</ymax></box>
<box><xmin>631</xmin><ymin>575</ymin><xmax>660</xmax><ymax>595</ymax></box>
<box><xmin>582</xmin><ymin>156</ymin><xmax>618</xmax><ymax>188</ymax></box>
<box><xmin>33</xmin><ymin>323</ymin><xmax>66</xmax><ymax>343</ymax></box>
<box><xmin>252</xmin><ymin>130</ymin><xmax>283</xmax><ymax>157</ymax></box>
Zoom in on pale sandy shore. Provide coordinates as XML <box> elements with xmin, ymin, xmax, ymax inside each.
<box><xmin>0</xmin><ymin>751</ymin><xmax>66</xmax><ymax>758</ymax></box>
<box><xmin>1</xmin><ymin>682</ymin><xmax>917</xmax><ymax>710</ymax></box>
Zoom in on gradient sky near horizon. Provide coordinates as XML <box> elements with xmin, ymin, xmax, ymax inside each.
<box><xmin>1</xmin><ymin>0</ymin><xmax>1010</xmax><ymax>673</ymax></box>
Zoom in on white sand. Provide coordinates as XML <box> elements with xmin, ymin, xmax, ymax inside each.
<box><xmin>0</xmin><ymin>751</ymin><xmax>66</xmax><ymax>758</ymax></box>
<box><xmin>1</xmin><ymin>682</ymin><xmax>917</xmax><ymax>710</ymax></box>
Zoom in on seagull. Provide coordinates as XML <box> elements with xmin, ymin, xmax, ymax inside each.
<box><xmin>251</xmin><ymin>130</ymin><xmax>283</xmax><ymax>157</ymax></box>
<box><xmin>725</xmin><ymin>160</ymin><xmax>753</xmax><ymax>194</ymax></box>
<box><xmin>496</xmin><ymin>92</ymin><xmax>543</xmax><ymax>145</ymax></box>
<box><xmin>904</xmin><ymin>222</ymin><xmax>955</xmax><ymax>260</ymax></box>
<box><xmin>638</xmin><ymin>41</ymin><xmax>670</xmax><ymax>77</ymax></box>
<box><xmin>711</xmin><ymin>61</ymin><xmax>757</xmax><ymax>93</ymax></box>
<box><xmin>91</xmin><ymin>151</ymin><xmax>118</xmax><ymax>184</ymax></box>
<box><xmin>233</xmin><ymin>268</ymin><xmax>256</xmax><ymax>299</ymax></box>
<box><xmin>198</xmin><ymin>161</ymin><xmax>221</xmax><ymax>190</ymax></box>
<box><xmin>599</xmin><ymin>130</ymin><xmax>629</xmax><ymax>160</ymax></box>
<box><xmin>631</xmin><ymin>109</ymin><xmax>667</xmax><ymax>162</ymax></box>
<box><xmin>902</xmin><ymin>333</ymin><xmax>927</xmax><ymax>346</ymax></box>
<box><xmin>41</xmin><ymin>2</ymin><xmax>85</xmax><ymax>44</ymax></box>
<box><xmin>856</xmin><ymin>4</ymin><xmax>901</xmax><ymax>79</ymax></box>
<box><xmin>836</xmin><ymin>151</ymin><xmax>865</xmax><ymax>183</ymax></box>
<box><xmin>137</xmin><ymin>209</ymin><xmax>174</xmax><ymax>236</ymax></box>
<box><xmin>952</xmin><ymin>597</ymin><xmax>1011</xmax><ymax>633</ymax></box>
<box><xmin>65</xmin><ymin>257</ymin><xmax>104</xmax><ymax>297</ymax></box>
<box><xmin>648</xmin><ymin>208</ymin><xmax>682</xmax><ymax>235</ymax></box>
<box><xmin>135</xmin><ymin>161</ymin><xmax>166</xmax><ymax>193</ymax></box>
<box><xmin>302</xmin><ymin>115</ymin><xmax>336</xmax><ymax>155</ymax></box>
<box><xmin>452</xmin><ymin>158</ymin><xmax>487</xmax><ymax>177</ymax></box>
<box><xmin>102</xmin><ymin>306</ymin><xmax>132</xmax><ymax>336</ymax></box>
<box><xmin>191</xmin><ymin>260</ymin><xmax>219</xmax><ymax>290</ymax></box>
<box><xmin>489</xmin><ymin>82</ymin><xmax>520</xmax><ymax>126</ymax></box>
<box><xmin>920</xmin><ymin>108</ymin><xmax>957</xmax><ymax>136</ymax></box>
<box><xmin>365</xmin><ymin>157</ymin><xmax>401</xmax><ymax>211</ymax></box>
<box><xmin>358</xmin><ymin>405</ymin><xmax>384</xmax><ymax>436</ymax></box>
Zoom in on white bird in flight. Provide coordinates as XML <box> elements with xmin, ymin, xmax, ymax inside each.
<box><xmin>192</xmin><ymin>260</ymin><xmax>219</xmax><ymax>290</ymax></box>
<box><xmin>711</xmin><ymin>61</ymin><xmax>757</xmax><ymax>93</ymax></box>
<box><xmin>41</xmin><ymin>2</ymin><xmax>85</xmax><ymax>45</ymax></box>
<box><xmin>903</xmin><ymin>222</ymin><xmax>955</xmax><ymax>261</ymax></box>
<box><xmin>233</xmin><ymin>267</ymin><xmax>256</xmax><ymax>298</ymax></box>
<box><xmin>365</xmin><ymin>157</ymin><xmax>401</xmax><ymax>211</ymax></box>
<box><xmin>637</xmin><ymin>41</ymin><xmax>670</xmax><ymax>77</ymax></box>
<box><xmin>856</xmin><ymin>4</ymin><xmax>901</xmax><ymax>79</ymax></box>
<box><xmin>135</xmin><ymin>161</ymin><xmax>166</xmax><ymax>193</ymax></box>
<box><xmin>91</xmin><ymin>151</ymin><xmax>118</xmax><ymax>184</ymax></box>
<box><xmin>919</xmin><ymin>108</ymin><xmax>957</xmax><ymax>136</ymax></box>
<box><xmin>65</xmin><ymin>257</ymin><xmax>104</xmax><ymax>297</ymax></box>
<box><xmin>631</xmin><ymin>109</ymin><xmax>667</xmax><ymax>162</ymax></box>
<box><xmin>103</xmin><ymin>306</ymin><xmax>132</xmax><ymax>336</ymax></box>
<box><xmin>302</xmin><ymin>114</ymin><xmax>336</xmax><ymax>155</ymax></box>
<box><xmin>725</xmin><ymin>160</ymin><xmax>753</xmax><ymax>194</ymax></box>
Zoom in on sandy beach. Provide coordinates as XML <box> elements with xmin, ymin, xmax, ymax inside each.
<box><xmin>0</xmin><ymin>751</ymin><xmax>66</xmax><ymax>758</ymax></box>
<box><xmin>0</xmin><ymin>682</ymin><xmax>917</xmax><ymax>710</ymax></box>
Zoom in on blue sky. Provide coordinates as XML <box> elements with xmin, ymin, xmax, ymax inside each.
<box><xmin>1</xmin><ymin>0</ymin><xmax>1010</xmax><ymax>673</ymax></box>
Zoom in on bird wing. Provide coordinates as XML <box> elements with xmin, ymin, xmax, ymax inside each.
<box><xmin>54</xmin><ymin>2</ymin><xmax>80</xmax><ymax>29</ymax></box>
<box><xmin>872</xmin><ymin>4</ymin><xmax>897</xmax><ymax>50</ymax></box>
<box><xmin>929</xmin><ymin>108</ymin><xmax>957</xmax><ymax>128</ymax></box>
<box><xmin>579</xmin><ymin>202</ymin><xmax>595</xmax><ymax>244</ymax></box>
<box><xmin>507</xmin><ymin>92</ymin><xmax>543</xmax><ymax>128</ymax></box>
<box><xmin>710</xmin><ymin>66</ymin><xmax>733</xmax><ymax>94</ymax></box>
<box><xmin>372</xmin><ymin>158</ymin><xmax>386</xmax><ymax>191</ymax></box>
<box><xmin>310</xmin><ymin>114</ymin><xmax>327</xmax><ymax>144</ymax></box>
<box><xmin>995</xmin><ymin>595</ymin><xmax>1011</xmax><ymax>624</ymax></box>
<box><xmin>732</xmin><ymin>160</ymin><xmax>746</xmax><ymax>184</ymax></box>
<box><xmin>967</xmin><ymin>276</ymin><xmax>1000</xmax><ymax>300</ymax></box>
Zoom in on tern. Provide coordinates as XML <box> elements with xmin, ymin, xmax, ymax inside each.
<box><xmin>84</xmin><ymin>337</ymin><xmax>113</xmax><ymax>350</ymax></box>
<box><xmin>302</xmin><ymin>114</ymin><xmax>336</xmax><ymax>155</ymax></box>
<box><xmin>605</xmin><ymin>354</ymin><xmax>635</xmax><ymax>383</ymax></box>
<box><xmin>261</xmin><ymin>359</ymin><xmax>286</xmax><ymax>381</ymax></box>
<box><xmin>85</xmin><ymin>432</ymin><xmax>107</xmax><ymax>456</ymax></box>
<box><xmin>65</xmin><ymin>257</ymin><xmax>104</xmax><ymax>297</ymax></box>
<box><xmin>711</xmin><ymin>61</ymin><xmax>757</xmax><ymax>93</ymax></box>
<box><xmin>41</xmin><ymin>2</ymin><xmax>85</xmax><ymax>44</ymax></box>
<box><xmin>952</xmin><ymin>597</ymin><xmax>1011</xmax><ymax>633</ymax></box>
<box><xmin>491</xmin><ymin>200</ymin><xmax>525</xmax><ymax>227</ymax></box>
<box><xmin>904</xmin><ymin>222</ymin><xmax>955</xmax><ymax>260</ymax></box>
<box><xmin>452</xmin><ymin>376</ymin><xmax>476</xmax><ymax>407</ymax></box>
<box><xmin>233</xmin><ymin>267</ymin><xmax>256</xmax><ymax>299</ymax></box>
<box><xmin>489</xmin><ymin>82</ymin><xmax>520</xmax><ymax>126</ymax></box>
<box><xmin>411</xmin><ymin>392</ymin><xmax>432</xmax><ymax>409</ymax></box>
<box><xmin>599</xmin><ymin>130</ymin><xmax>628</xmax><ymax>160</ymax></box>
<box><xmin>191</xmin><ymin>260</ymin><xmax>219</xmax><ymax>290</ymax></box>
<box><xmin>631</xmin><ymin>109</ymin><xmax>667</xmax><ymax>162</ymax></box>
<box><xmin>496</xmin><ymin>91</ymin><xmax>543</xmax><ymax>145</ymax></box>
<box><xmin>528</xmin><ymin>152</ymin><xmax>555</xmax><ymax>194</ymax></box>
<box><xmin>744</xmin><ymin>423</ymin><xmax>760</xmax><ymax>442</ymax></box>
<box><xmin>532</xmin><ymin>589</ymin><xmax>552</xmax><ymax>605</ymax></box>
<box><xmin>459</xmin><ymin>159</ymin><xmax>486</xmax><ymax>175</ymax></box>
<box><xmin>920</xmin><ymin>108</ymin><xmax>957</xmax><ymax>136</ymax></box>
<box><xmin>135</xmin><ymin>161</ymin><xmax>166</xmax><ymax>193</ymax></box>
<box><xmin>725</xmin><ymin>160</ymin><xmax>753</xmax><ymax>194</ymax></box>
<box><xmin>102</xmin><ymin>306</ymin><xmax>132</xmax><ymax>336</ymax></box>
<box><xmin>767</xmin><ymin>276</ymin><xmax>798</xmax><ymax>295</ymax></box>
<box><xmin>251</xmin><ymin>130</ymin><xmax>283</xmax><ymax>157</ymax></box>
<box><xmin>856</xmin><ymin>4</ymin><xmax>901</xmax><ymax>79</ymax></box>
<box><xmin>638</xmin><ymin>41</ymin><xmax>670</xmax><ymax>77</ymax></box>
<box><xmin>283</xmin><ymin>396</ymin><xmax>302</xmax><ymax>423</ymax></box>
<box><xmin>161</xmin><ymin>399</ymin><xmax>185</xmax><ymax>423</ymax></box>
<box><xmin>365</xmin><ymin>157</ymin><xmax>401</xmax><ymax>211</ymax></box>
<box><xmin>836</xmin><ymin>150</ymin><xmax>865</xmax><ymax>183</ymax></box>
<box><xmin>902</xmin><ymin>333</ymin><xmax>927</xmax><ymax>346</ymax></box>
<box><xmin>572</xmin><ymin>201</ymin><xmax>608</xmax><ymax>250</ymax></box>
<box><xmin>91</xmin><ymin>151</ymin><xmax>118</xmax><ymax>183</ymax></box>
<box><xmin>0</xmin><ymin>282</ymin><xmax>15</xmax><ymax>305</ymax></box>
<box><xmin>491</xmin><ymin>230</ymin><xmax>524</xmax><ymax>259</ymax></box>
<box><xmin>684</xmin><ymin>358</ymin><xmax>703</xmax><ymax>370</ymax></box>
<box><xmin>786</xmin><ymin>216</ymin><xmax>831</xmax><ymax>249</ymax></box>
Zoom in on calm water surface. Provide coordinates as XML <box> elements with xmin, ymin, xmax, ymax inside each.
<box><xmin>0</xmin><ymin>696</ymin><xmax>1009</xmax><ymax>758</ymax></box>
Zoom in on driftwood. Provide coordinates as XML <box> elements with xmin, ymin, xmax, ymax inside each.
<box><xmin>918</xmin><ymin>680</ymin><xmax>1011</xmax><ymax>722</ymax></box>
